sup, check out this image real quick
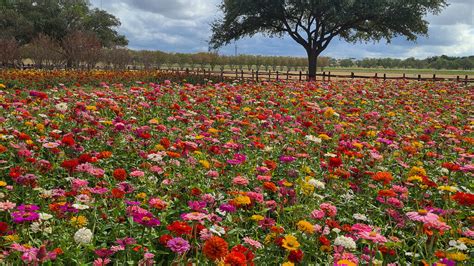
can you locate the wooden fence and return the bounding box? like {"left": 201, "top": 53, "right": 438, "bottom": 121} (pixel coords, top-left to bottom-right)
{"left": 163, "top": 68, "right": 474, "bottom": 85}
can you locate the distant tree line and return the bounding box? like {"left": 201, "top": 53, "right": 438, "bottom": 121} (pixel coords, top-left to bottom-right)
{"left": 338, "top": 56, "right": 474, "bottom": 70}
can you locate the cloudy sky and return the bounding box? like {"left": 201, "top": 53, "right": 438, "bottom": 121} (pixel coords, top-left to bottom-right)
{"left": 91, "top": 0, "right": 473, "bottom": 59}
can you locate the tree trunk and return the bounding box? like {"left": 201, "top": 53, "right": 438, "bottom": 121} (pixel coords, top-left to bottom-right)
{"left": 307, "top": 49, "right": 318, "bottom": 81}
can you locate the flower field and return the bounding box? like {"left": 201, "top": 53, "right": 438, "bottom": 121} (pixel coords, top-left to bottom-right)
{"left": 0, "top": 74, "right": 472, "bottom": 265}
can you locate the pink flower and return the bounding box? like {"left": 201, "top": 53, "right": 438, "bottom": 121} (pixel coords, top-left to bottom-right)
{"left": 359, "top": 231, "right": 387, "bottom": 244}
{"left": 406, "top": 210, "right": 439, "bottom": 223}
{"left": 0, "top": 200, "right": 17, "bottom": 211}
{"left": 310, "top": 210, "right": 325, "bottom": 220}
{"left": 93, "top": 258, "right": 111, "bottom": 266}
{"left": 130, "top": 170, "right": 145, "bottom": 177}
{"left": 227, "top": 154, "right": 246, "bottom": 165}
{"left": 232, "top": 176, "right": 249, "bottom": 186}
{"left": 243, "top": 237, "right": 262, "bottom": 249}
{"left": 320, "top": 203, "right": 337, "bottom": 217}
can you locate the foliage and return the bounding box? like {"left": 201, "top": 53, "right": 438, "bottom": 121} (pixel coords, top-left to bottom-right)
{"left": 210, "top": 0, "right": 448, "bottom": 78}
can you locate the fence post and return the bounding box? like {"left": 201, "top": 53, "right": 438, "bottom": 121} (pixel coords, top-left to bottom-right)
{"left": 286, "top": 71, "right": 289, "bottom": 80}
{"left": 276, "top": 71, "right": 279, "bottom": 80}
{"left": 220, "top": 69, "right": 224, "bottom": 82}
{"left": 351, "top": 72, "right": 354, "bottom": 79}
{"left": 433, "top": 74, "right": 436, "bottom": 81}
{"left": 418, "top": 74, "right": 421, "bottom": 81}
{"left": 328, "top": 72, "right": 331, "bottom": 81}
{"left": 256, "top": 70, "right": 259, "bottom": 82}
{"left": 383, "top": 73, "right": 386, "bottom": 80}
{"left": 186, "top": 68, "right": 189, "bottom": 75}
{"left": 268, "top": 71, "right": 271, "bottom": 80}
{"left": 403, "top": 73, "right": 406, "bottom": 79}
{"left": 465, "top": 75, "right": 468, "bottom": 86}
{"left": 241, "top": 70, "right": 244, "bottom": 81}
{"left": 375, "top": 73, "right": 378, "bottom": 79}
{"left": 299, "top": 71, "right": 302, "bottom": 81}
{"left": 322, "top": 72, "right": 325, "bottom": 81}
{"left": 252, "top": 69, "right": 254, "bottom": 80}
{"left": 457, "top": 76, "right": 460, "bottom": 82}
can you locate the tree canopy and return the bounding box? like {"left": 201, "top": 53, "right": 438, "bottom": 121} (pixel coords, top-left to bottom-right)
{"left": 210, "top": 0, "right": 448, "bottom": 79}
{"left": 0, "top": 0, "right": 127, "bottom": 47}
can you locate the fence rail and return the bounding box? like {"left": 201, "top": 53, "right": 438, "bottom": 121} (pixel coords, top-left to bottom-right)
{"left": 162, "top": 68, "right": 473, "bottom": 85}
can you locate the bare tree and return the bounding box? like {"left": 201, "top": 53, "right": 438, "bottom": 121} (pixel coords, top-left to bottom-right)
{"left": 21, "top": 34, "right": 63, "bottom": 69}
{"left": 0, "top": 38, "right": 20, "bottom": 68}
{"left": 62, "top": 31, "right": 102, "bottom": 69}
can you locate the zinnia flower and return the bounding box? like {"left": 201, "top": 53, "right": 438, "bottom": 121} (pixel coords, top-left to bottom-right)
{"left": 166, "top": 237, "right": 190, "bottom": 254}
{"left": 406, "top": 209, "right": 439, "bottom": 223}
{"left": 281, "top": 235, "right": 300, "bottom": 251}
{"left": 203, "top": 236, "right": 228, "bottom": 261}
{"left": 74, "top": 228, "right": 93, "bottom": 245}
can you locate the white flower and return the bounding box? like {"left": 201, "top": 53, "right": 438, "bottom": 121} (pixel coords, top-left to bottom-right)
{"left": 209, "top": 225, "right": 225, "bottom": 236}
{"left": 305, "top": 135, "right": 322, "bottom": 143}
{"left": 147, "top": 153, "right": 163, "bottom": 162}
{"left": 39, "top": 213, "right": 53, "bottom": 220}
{"left": 332, "top": 228, "right": 341, "bottom": 234}
{"left": 55, "top": 103, "right": 68, "bottom": 112}
{"left": 308, "top": 179, "right": 325, "bottom": 189}
{"left": 74, "top": 228, "right": 93, "bottom": 244}
{"left": 353, "top": 213, "right": 368, "bottom": 221}
{"left": 72, "top": 204, "right": 89, "bottom": 210}
{"left": 31, "top": 222, "right": 42, "bottom": 233}
{"left": 449, "top": 240, "right": 468, "bottom": 251}
{"left": 334, "top": 236, "right": 356, "bottom": 250}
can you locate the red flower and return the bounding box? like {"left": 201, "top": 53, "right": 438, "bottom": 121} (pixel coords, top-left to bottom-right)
{"left": 0, "top": 222, "right": 8, "bottom": 234}
{"left": 319, "top": 236, "right": 330, "bottom": 246}
{"left": 263, "top": 182, "right": 278, "bottom": 192}
{"left": 224, "top": 251, "right": 247, "bottom": 266}
{"left": 160, "top": 137, "right": 171, "bottom": 149}
{"left": 452, "top": 192, "right": 474, "bottom": 206}
{"left": 159, "top": 234, "right": 173, "bottom": 246}
{"left": 378, "top": 189, "right": 397, "bottom": 198}
{"left": 372, "top": 172, "right": 393, "bottom": 185}
{"left": 441, "top": 162, "right": 461, "bottom": 172}
{"left": 329, "top": 157, "right": 342, "bottom": 168}
{"left": 288, "top": 249, "right": 304, "bottom": 263}
{"left": 167, "top": 221, "right": 192, "bottom": 236}
{"left": 61, "top": 159, "right": 79, "bottom": 171}
{"left": 231, "top": 245, "right": 254, "bottom": 265}
{"left": 111, "top": 188, "right": 125, "bottom": 199}
{"left": 203, "top": 236, "right": 228, "bottom": 261}
{"left": 113, "top": 168, "right": 127, "bottom": 181}
{"left": 61, "top": 135, "right": 75, "bottom": 146}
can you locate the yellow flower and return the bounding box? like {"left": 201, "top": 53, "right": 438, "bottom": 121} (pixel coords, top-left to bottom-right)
{"left": 323, "top": 108, "right": 336, "bottom": 118}
{"left": 407, "top": 175, "right": 423, "bottom": 183}
{"left": 36, "top": 123, "right": 45, "bottom": 132}
{"left": 195, "top": 135, "right": 205, "bottom": 140}
{"left": 243, "top": 107, "right": 251, "bottom": 112}
{"left": 264, "top": 232, "right": 276, "bottom": 244}
{"left": 208, "top": 128, "right": 219, "bottom": 134}
{"left": 301, "top": 182, "right": 315, "bottom": 196}
{"left": 318, "top": 134, "right": 332, "bottom": 140}
{"left": 86, "top": 105, "right": 97, "bottom": 111}
{"left": 446, "top": 252, "right": 469, "bottom": 261}
{"left": 282, "top": 262, "right": 294, "bottom": 266}
{"left": 233, "top": 195, "right": 251, "bottom": 206}
{"left": 335, "top": 260, "right": 357, "bottom": 266}
{"left": 387, "top": 111, "right": 396, "bottom": 117}
{"left": 297, "top": 220, "right": 314, "bottom": 234}
{"left": 438, "top": 186, "right": 457, "bottom": 193}
{"left": 70, "top": 216, "right": 88, "bottom": 228}
{"left": 136, "top": 193, "right": 147, "bottom": 200}
{"left": 408, "top": 166, "right": 426, "bottom": 177}
{"left": 0, "top": 83, "right": 5, "bottom": 89}
{"left": 458, "top": 237, "right": 474, "bottom": 245}
{"left": 0, "top": 181, "right": 7, "bottom": 187}
{"left": 367, "top": 130, "right": 377, "bottom": 137}
{"left": 3, "top": 234, "right": 19, "bottom": 242}
{"left": 154, "top": 144, "right": 165, "bottom": 151}
{"left": 199, "top": 160, "right": 210, "bottom": 169}
{"left": 281, "top": 235, "right": 300, "bottom": 251}
{"left": 282, "top": 181, "right": 293, "bottom": 187}
{"left": 353, "top": 142, "right": 363, "bottom": 149}
{"left": 251, "top": 215, "right": 264, "bottom": 221}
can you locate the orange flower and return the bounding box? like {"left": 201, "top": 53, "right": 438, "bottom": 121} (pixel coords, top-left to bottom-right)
{"left": 166, "top": 151, "right": 181, "bottom": 158}
{"left": 203, "top": 236, "right": 228, "bottom": 261}
{"left": 263, "top": 182, "right": 278, "bottom": 192}
{"left": 372, "top": 171, "right": 393, "bottom": 185}
{"left": 378, "top": 189, "right": 396, "bottom": 197}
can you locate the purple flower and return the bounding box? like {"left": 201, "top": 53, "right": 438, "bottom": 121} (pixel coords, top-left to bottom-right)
{"left": 188, "top": 200, "right": 206, "bottom": 211}
{"left": 258, "top": 217, "right": 276, "bottom": 229}
{"left": 17, "top": 204, "right": 40, "bottom": 212}
{"left": 11, "top": 211, "right": 40, "bottom": 223}
{"left": 219, "top": 203, "right": 236, "bottom": 213}
{"left": 166, "top": 237, "right": 190, "bottom": 254}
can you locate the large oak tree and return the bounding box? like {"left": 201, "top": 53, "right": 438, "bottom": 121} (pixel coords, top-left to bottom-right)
{"left": 210, "top": 0, "right": 447, "bottom": 80}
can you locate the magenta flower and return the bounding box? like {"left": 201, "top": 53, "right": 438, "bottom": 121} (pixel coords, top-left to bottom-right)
{"left": 11, "top": 211, "right": 40, "bottom": 223}
{"left": 132, "top": 213, "right": 160, "bottom": 227}
{"left": 227, "top": 154, "right": 246, "bottom": 165}
{"left": 166, "top": 237, "right": 190, "bottom": 254}
{"left": 279, "top": 155, "right": 295, "bottom": 163}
